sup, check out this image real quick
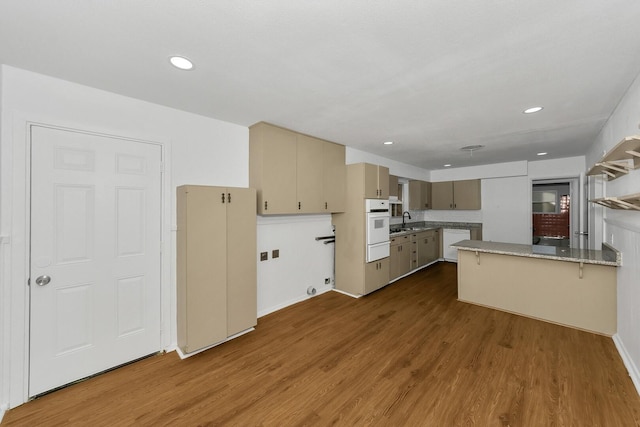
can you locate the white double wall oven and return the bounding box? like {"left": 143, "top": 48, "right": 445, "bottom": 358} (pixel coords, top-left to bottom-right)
{"left": 365, "top": 199, "right": 390, "bottom": 262}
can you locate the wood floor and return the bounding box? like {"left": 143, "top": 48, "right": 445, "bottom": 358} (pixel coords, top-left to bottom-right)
{"left": 4, "top": 262, "right": 640, "bottom": 426}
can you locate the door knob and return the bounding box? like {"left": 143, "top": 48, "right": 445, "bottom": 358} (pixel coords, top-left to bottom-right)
{"left": 35, "top": 275, "right": 51, "bottom": 286}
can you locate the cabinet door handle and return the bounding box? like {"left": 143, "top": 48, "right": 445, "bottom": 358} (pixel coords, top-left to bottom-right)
{"left": 222, "top": 193, "right": 225, "bottom": 203}
{"left": 450, "top": 203, "right": 453, "bottom": 208}
{"left": 298, "top": 202, "right": 301, "bottom": 210}
{"left": 228, "top": 193, "right": 231, "bottom": 203}
{"left": 325, "top": 202, "right": 328, "bottom": 210}
{"left": 454, "top": 203, "right": 457, "bottom": 209}
{"left": 264, "top": 201, "right": 268, "bottom": 210}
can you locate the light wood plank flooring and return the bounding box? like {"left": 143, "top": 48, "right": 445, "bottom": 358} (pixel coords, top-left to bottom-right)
{"left": 4, "top": 262, "right": 640, "bottom": 426}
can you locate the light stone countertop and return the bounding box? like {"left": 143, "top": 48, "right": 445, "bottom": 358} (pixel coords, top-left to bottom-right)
{"left": 451, "top": 240, "right": 620, "bottom": 266}
{"left": 389, "top": 221, "right": 481, "bottom": 237}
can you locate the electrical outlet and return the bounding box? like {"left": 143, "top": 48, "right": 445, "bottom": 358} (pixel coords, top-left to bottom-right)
{"left": 260, "top": 252, "right": 268, "bottom": 261}
{"left": 272, "top": 249, "right": 279, "bottom": 258}
{"left": 324, "top": 277, "right": 330, "bottom": 284}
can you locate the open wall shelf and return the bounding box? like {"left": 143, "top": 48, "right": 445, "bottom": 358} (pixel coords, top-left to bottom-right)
{"left": 587, "top": 136, "right": 640, "bottom": 181}
{"left": 590, "top": 193, "right": 640, "bottom": 211}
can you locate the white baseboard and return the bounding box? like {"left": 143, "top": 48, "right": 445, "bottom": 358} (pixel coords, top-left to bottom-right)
{"left": 176, "top": 328, "right": 255, "bottom": 359}
{"left": 613, "top": 333, "right": 640, "bottom": 396}
{"left": 258, "top": 286, "right": 333, "bottom": 318}
{"left": 331, "top": 288, "right": 362, "bottom": 299}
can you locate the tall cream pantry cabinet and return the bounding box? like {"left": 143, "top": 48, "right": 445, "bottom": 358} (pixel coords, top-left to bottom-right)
{"left": 177, "top": 185, "right": 257, "bottom": 356}
{"left": 332, "top": 163, "right": 390, "bottom": 297}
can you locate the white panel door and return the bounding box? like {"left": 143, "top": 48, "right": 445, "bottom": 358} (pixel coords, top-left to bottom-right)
{"left": 29, "top": 126, "right": 162, "bottom": 396}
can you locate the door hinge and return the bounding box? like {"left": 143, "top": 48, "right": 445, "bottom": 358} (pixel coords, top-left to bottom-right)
{"left": 160, "top": 162, "right": 165, "bottom": 173}
{"left": 27, "top": 277, "right": 31, "bottom": 287}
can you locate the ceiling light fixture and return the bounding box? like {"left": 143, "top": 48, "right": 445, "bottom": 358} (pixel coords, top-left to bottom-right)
{"left": 169, "top": 56, "right": 194, "bottom": 70}
{"left": 523, "top": 106, "right": 543, "bottom": 114}
{"left": 444, "top": 164, "right": 451, "bottom": 167}
{"left": 537, "top": 152, "right": 548, "bottom": 156}
{"left": 459, "top": 145, "right": 484, "bottom": 157}
{"left": 383, "top": 141, "right": 394, "bottom": 145}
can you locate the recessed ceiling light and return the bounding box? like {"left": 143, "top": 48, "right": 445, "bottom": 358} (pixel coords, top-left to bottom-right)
{"left": 537, "top": 152, "right": 548, "bottom": 156}
{"left": 383, "top": 141, "right": 394, "bottom": 145}
{"left": 523, "top": 106, "right": 543, "bottom": 114}
{"left": 169, "top": 56, "right": 194, "bottom": 70}
{"left": 444, "top": 164, "right": 451, "bottom": 167}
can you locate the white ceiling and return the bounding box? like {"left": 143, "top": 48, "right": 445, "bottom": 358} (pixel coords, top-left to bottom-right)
{"left": 2, "top": 1, "right": 640, "bottom": 170}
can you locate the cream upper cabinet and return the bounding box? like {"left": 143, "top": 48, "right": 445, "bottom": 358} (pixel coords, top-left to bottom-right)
{"left": 432, "top": 179, "right": 481, "bottom": 210}
{"left": 409, "top": 180, "right": 432, "bottom": 210}
{"left": 250, "top": 123, "right": 297, "bottom": 214}
{"left": 378, "top": 166, "right": 390, "bottom": 199}
{"left": 389, "top": 175, "right": 399, "bottom": 198}
{"left": 323, "top": 140, "right": 346, "bottom": 212}
{"left": 250, "top": 122, "right": 346, "bottom": 214}
{"left": 363, "top": 163, "right": 389, "bottom": 199}
{"left": 431, "top": 181, "right": 454, "bottom": 210}
{"left": 421, "top": 181, "right": 432, "bottom": 209}
{"left": 296, "top": 134, "right": 324, "bottom": 213}
{"left": 453, "top": 179, "right": 482, "bottom": 210}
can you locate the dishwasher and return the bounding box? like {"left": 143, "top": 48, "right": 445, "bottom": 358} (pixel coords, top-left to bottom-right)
{"left": 443, "top": 229, "right": 471, "bottom": 262}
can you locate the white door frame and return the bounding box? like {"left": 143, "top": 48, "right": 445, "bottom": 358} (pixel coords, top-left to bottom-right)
{"left": 1, "top": 115, "right": 173, "bottom": 408}
{"left": 531, "top": 176, "right": 584, "bottom": 248}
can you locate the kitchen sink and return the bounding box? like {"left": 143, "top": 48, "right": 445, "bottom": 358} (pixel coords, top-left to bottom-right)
{"left": 389, "top": 225, "right": 439, "bottom": 236}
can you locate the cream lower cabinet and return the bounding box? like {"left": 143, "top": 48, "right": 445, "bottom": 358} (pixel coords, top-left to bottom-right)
{"left": 390, "top": 235, "right": 411, "bottom": 280}
{"left": 364, "top": 258, "right": 390, "bottom": 294}
{"left": 417, "top": 230, "right": 439, "bottom": 266}
{"left": 177, "top": 185, "right": 257, "bottom": 355}
{"left": 392, "top": 229, "right": 441, "bottom": 281}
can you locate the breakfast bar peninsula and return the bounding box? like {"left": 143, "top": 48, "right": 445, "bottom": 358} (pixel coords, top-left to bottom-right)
{"left": 452, "top": 240, "right": 620, "bottom": 335}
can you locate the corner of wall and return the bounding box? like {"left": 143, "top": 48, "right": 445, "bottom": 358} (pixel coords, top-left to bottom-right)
{"left": 613, "top": 334, "right": 640, "bottom": 397}
{"left": 0, "top": 403, "right": 7, "bottom": 424}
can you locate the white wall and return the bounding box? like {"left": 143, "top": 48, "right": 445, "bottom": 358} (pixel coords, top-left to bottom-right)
{"left": 481, "top": 176, "right": 530, "bottom": 244}
{"left": 586, "top": 70, "right": 640, "bottom": 394}
{"left": 257, "top": 215, "right": 335, "bottom": 317}
{"left": 421, "top": 157, "right": 586, "bottom": 245}
{"left": 431, "top": 160, "right": 528, "bottom": 181}
{"left": 346, "top": 147, "right": 430, "bottom": 180}
{"left": 0, "top": 65, "right": 248, "bottom": 409}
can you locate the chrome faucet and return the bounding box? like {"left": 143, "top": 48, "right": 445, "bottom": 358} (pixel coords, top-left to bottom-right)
{"left": 402, "top": 211, "right": 411, "bottom": 228}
